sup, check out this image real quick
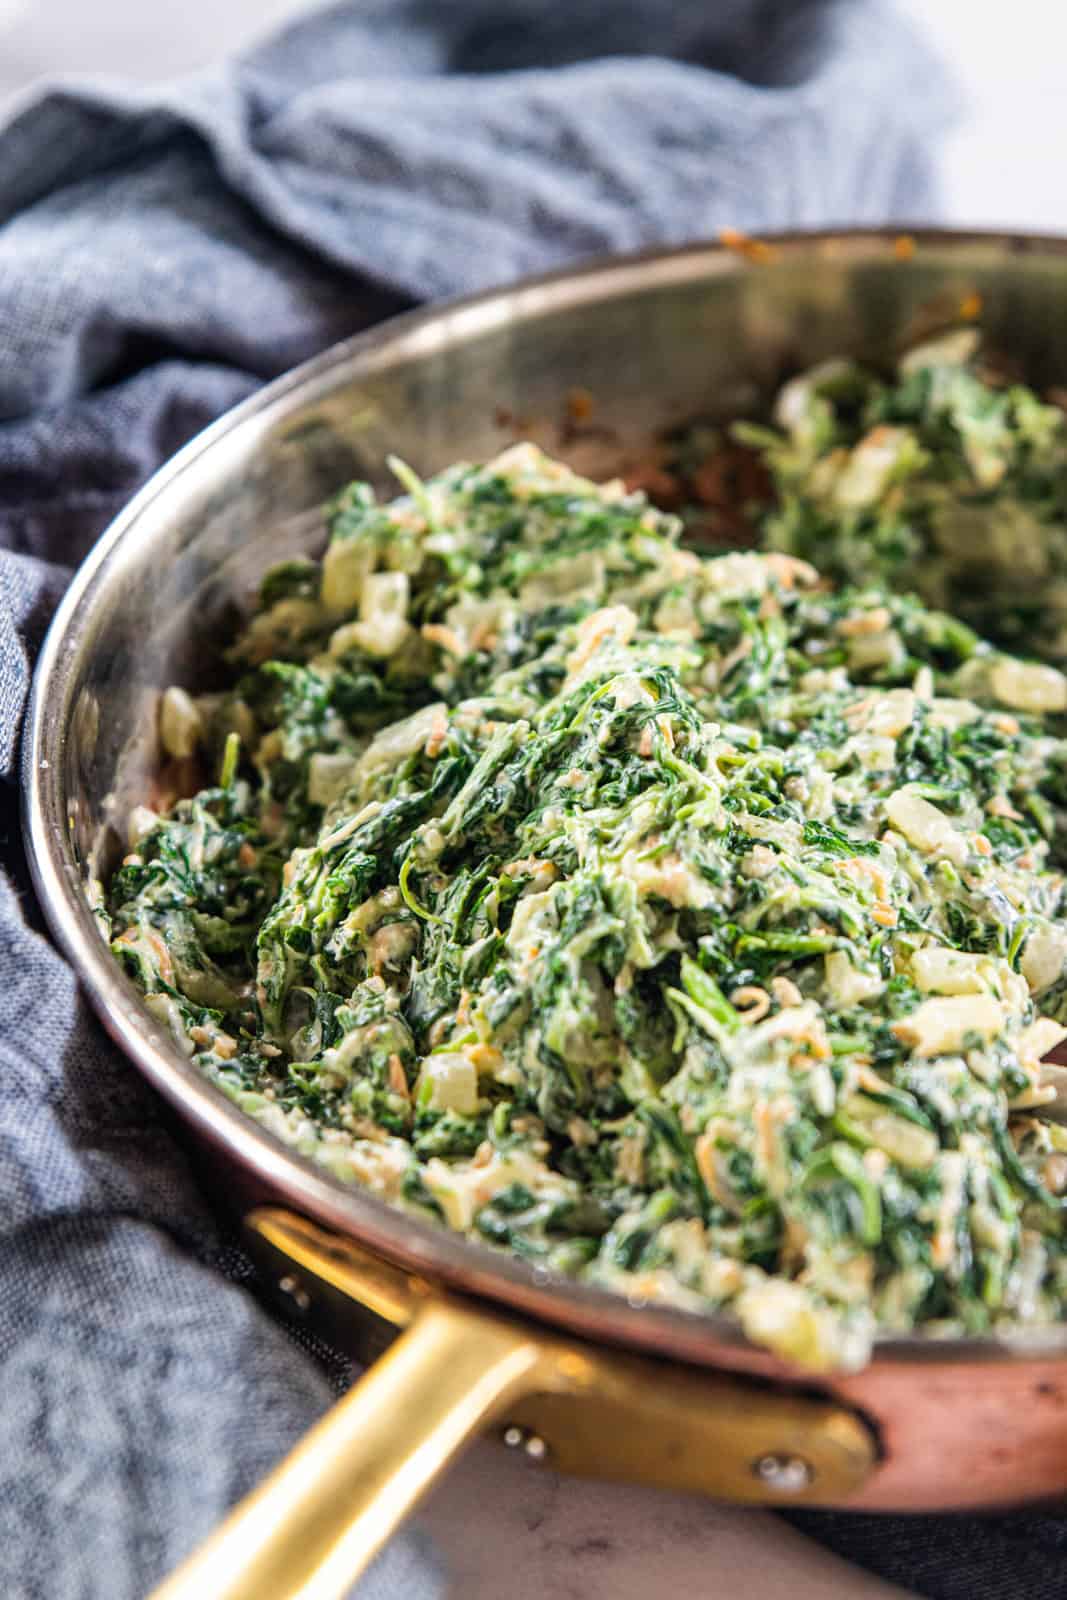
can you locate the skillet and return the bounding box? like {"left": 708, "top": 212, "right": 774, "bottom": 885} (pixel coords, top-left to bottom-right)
{"left": 24, "top": 230, "right": 1067, "bottom": 1600}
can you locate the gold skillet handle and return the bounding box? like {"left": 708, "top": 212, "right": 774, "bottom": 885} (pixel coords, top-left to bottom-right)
{"left": 150, "top": 1294, "right": 549, "bottom": 1600}
{"left": 151, "top": 1208, "right": 877, "bottom": 1600}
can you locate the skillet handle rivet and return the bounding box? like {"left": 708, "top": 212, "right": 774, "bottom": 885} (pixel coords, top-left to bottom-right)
{"left": 752, "top": 1453, "right": 813, "bottom": 1493}
{"left": 277, "top": 1273, "right": 311, "bottom": 1314}
{"left": 502, "top": 1425, "right": 550, "bottom": 1463}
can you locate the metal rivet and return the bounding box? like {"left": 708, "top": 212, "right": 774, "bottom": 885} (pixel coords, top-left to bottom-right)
{"left": 277, "top": 1273, "right": 311, "bottom": 1314}
{"left": 752, "top": 1453, "right": 814, "bottom": 1493}
{"left": 502, "top": 1425, "right": 549, "bottom": 1462}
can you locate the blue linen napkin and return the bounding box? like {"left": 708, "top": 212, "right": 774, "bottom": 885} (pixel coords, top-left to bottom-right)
{"left": 0, "top": 3, "right": 985, "bottom": 1596}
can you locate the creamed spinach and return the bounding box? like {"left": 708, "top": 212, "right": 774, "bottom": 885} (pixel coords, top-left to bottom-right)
{"left": 107, "top": 334, "right": 1067, "bottom": 1370}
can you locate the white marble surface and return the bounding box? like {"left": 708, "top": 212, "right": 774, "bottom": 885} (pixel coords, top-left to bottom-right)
{"left": 0, "top": 3, "right": 1056, "bottom": 1595}
{"left": 895, "top": 0, "right": 1067, "bottom": 233}
{"left": 421, "top": 1437, "right": 914, "bottom": 1600}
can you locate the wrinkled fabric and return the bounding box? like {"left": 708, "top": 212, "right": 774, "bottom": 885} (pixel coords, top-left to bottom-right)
{"left": 0, "top": 3, "right": 989, "bottom": 1597}
{"left": 0, "top": 0, "right": 948, "bottom": 562}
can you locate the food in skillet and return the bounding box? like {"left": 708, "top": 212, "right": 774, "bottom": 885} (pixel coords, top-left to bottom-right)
{"left": 107, "top": 332, "right": 1067, "bottom": 1372}
{"left": 738, "top": 325, "right": 1067, "bottom": 658}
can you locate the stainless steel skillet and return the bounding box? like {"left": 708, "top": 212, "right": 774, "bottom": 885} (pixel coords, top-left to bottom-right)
{"left": 23, "top": 230, "right": 1067, "bottom": 1600}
